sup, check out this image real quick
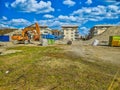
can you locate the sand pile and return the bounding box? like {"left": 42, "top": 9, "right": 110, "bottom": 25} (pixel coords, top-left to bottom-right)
{"left": 88, "top": 26, "right": 120, "bottom": 45}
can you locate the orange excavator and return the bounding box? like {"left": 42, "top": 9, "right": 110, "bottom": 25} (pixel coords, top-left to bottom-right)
{"left": 11, "top": 23, "right": 40, "bottom": 44}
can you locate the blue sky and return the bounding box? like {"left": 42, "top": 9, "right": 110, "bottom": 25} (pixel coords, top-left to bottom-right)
{"left": 0, "top": 0, "right": 120, "bottom": 35}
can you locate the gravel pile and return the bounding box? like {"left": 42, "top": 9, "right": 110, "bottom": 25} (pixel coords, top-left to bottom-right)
{"left": 88, "top": 26, "right": 120, "bottom": 45}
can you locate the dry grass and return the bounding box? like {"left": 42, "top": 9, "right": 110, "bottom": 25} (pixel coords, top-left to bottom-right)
{"left": 0, "top": 46, "right": 120, "bottom": 90}
{"left": 0, "top": 29, "right": 16, "bottom": 35}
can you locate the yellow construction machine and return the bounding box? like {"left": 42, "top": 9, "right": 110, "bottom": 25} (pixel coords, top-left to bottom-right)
{"left": 11, "top": 23, "right": 40, "bottom": 44}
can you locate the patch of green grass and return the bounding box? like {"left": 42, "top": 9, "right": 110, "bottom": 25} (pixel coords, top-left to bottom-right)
{"left": 0, "top": 46, "right": 120, "bottom": 90}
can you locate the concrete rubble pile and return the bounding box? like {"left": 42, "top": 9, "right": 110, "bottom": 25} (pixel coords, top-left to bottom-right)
{"left": 89, "top": 26, "right": 120, "bottom": 45}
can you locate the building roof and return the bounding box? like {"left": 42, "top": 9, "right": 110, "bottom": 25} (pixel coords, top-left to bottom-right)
{"left": 51, "top": 30, "right": 61, "bottom": 32}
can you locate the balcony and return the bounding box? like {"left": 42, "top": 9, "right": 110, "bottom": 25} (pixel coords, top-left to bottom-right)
{"left": 75, "top": 34, "right": 79, "bottom": 36}
{"left": 75, "top": 31, "right": 79, "bottom": 34}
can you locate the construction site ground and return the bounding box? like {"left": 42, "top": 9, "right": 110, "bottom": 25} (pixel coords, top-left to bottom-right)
{"left": 0, "top": 41, "right": 120, "bottom": 90}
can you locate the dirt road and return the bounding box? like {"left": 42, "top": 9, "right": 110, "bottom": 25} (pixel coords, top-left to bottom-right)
{"left": 66, "top": 41, "right": 120, "bottom": 65}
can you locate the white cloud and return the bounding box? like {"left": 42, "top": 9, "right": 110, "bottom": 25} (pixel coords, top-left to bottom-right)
{"left": 2, "top": 16, "right": 8, "bottom": 20}
{"left": 63, "top": 0, "right": 76, "bottom": 7}
{"left": 8, "top": 18, "right": 31, "bottom": 26}
{"left": 38, "top": 20, "right": 52, "bottom": 26}
{"left": 57, "top": 14, "right": 87, "bottom": 27}
{"left": 102, "top": 0, "right": 120, "bottom": 5}
{"left": 0, "top": 23, "right": 16, "bottom": 29}
{"left": 10, "top": 0, "right": 54, "bottom": 13}
{"left": 80, "top": 27, "right": 90, "bottom": 35}
{"left": 57, "top": 9, "right": 61, "bottom": 11}
{"left": 72, "top": 5, "right": 106, "bottom": 15}
{"left": 85, "top": 0, "right": 92, "bottom": 5}
{"left": 58, "top": 15, "right": 68, "bottom": 20}
{"left": 72, "top": 5, "right": 120, "bottom": 21}
{"left": 38, "top": 19, "right": 62, "bottom": 29}
{"left": 108, "top": 5, "right": 119, "bottom": 11}
{"left": 58, "top": 15, "right": 77, "bottom": 21}
{"left": 0, "top": 18, "right": 32, "bottom": 28}
{"left": 0, "top": 24, "right": 9, "bottom": 29}
{"left": 43, "top": 14, "right": 54, "bottom": 18}
{"left": 5, "top": 2, "right": 9, "bottom": 8}
{"left": 104, "top": 0, "right": 116, "bottom": 2}
{"left": 49, "top": 21, "right": 62, "bottom": 27}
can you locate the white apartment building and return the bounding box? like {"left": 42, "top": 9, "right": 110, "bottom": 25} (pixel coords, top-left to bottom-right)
{"left": 62, "top": 26, "right": 79, "bottom": 41}
{"left": 31, "top": 24, "right": 52, "bottom": 35}
{"left": 39, "top": 26, "right": 52, "bottom": 35}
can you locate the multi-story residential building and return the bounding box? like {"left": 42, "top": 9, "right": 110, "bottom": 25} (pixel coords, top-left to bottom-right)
{"left": 51, "top": 29, "right": 63, "bottom": 40}
{"left": 40, "top": 26, "right": 52, "bottom": 35}
{"left": 62, "top": 25, "right": 79, "bottom": 41}
{"left": 31, "top": 24, "right": 52, "bottom": 35}
{"left": 51, "top": 30, "right": 62, "bottom": 36}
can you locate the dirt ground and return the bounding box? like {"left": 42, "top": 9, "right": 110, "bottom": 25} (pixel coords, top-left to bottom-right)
{"left": 1, "top": 41, "right": 120, "bottom": 65}
{"left": 63, "top": 40, "right": 120, "bottom": 65}
{"left": 0, "top": 42, "right": 39, "bottom": 55}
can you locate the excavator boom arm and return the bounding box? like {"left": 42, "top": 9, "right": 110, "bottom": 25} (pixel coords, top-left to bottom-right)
{"left": 22, "top": 23, "right": 40, "bottom": 39}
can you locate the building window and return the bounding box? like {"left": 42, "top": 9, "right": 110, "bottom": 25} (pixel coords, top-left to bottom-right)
{"left": 71, "top": 38, "right": 74, "bottom": 40}
{"left": 44, "top": 31, "right": 48, "bottom": 33}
